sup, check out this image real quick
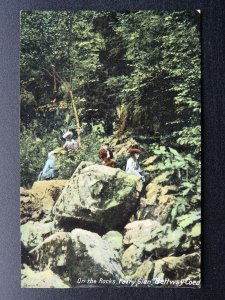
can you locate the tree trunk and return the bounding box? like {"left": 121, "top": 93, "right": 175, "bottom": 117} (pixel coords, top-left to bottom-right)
{"left": 69, "top": 89, "right": 81, "bottom": 147}
{"left": 52, "top": 65, "right": 57, "bottom": 94}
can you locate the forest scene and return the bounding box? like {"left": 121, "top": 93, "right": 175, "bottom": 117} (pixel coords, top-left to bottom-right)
{"left": 20, "top": 10, "right": 201, "bottom": 288}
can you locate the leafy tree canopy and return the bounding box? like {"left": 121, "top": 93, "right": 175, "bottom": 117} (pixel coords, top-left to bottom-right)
{"left": 20, "top": 10, "right": 201, "bottom": 192}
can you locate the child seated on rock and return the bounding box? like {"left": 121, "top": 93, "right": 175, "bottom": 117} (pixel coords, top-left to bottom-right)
{"left": 38, "top": 150, "right": 57, "bottom": 181}
{"left": 98, "top": 142, "right": 115, "bottom": 168}
{"left": 125, "top": 147, "right": 148, "bottom": 182}
{"left": 38, "top": 147, "right": 64, "bottom": 180}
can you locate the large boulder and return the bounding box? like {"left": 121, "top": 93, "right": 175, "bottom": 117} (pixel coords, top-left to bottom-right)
{"left": 20, "top": 180, "right": 67, "bottom": 224}
{"left": 123, "top": 219, "right": 185, "bottom": 253}
{"left": 68, "top": 229, "right": 123, "bottom": 285}
{"left": 123, "top": 219, "right": 160, "bottom": 245}
{"left": 52, "top": 162, "right": 143, "bottom": 232}
{"left": 30, "top": 229, "right": 123, "bottom": 286}
{"left": 30, "top": 232, "right": 72, "bottom": 277}
{"left": 31, "top": 180, "right": 67, "bottom": 210}
{"left": 128, "top": 259, "right": 154, "bottom": 281}
{"left": 20, "top": 187, "right": 44, "bottom": 225}
{"left": 21, "top": 265, "right": 70, "bottom": 288}
{"left": 143, "top": 225, "right": 185, "bottom": 257}
{"left": 121, "top": 220, "right": 187, "bottom": 276}
{"left": 21, "top": 220, "right": 54, "bottom": 251}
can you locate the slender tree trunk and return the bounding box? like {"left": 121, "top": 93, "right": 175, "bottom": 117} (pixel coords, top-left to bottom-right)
{"left": 43, "top": 68, "right": 81, "bottom": 146}
{"left": 69, "top": 89, "right": 81, "bottom": 147}
{"left": 51, "top": 65, "right": 57, "bottom": 94}
{"left": 120, "top": 110, "right": 128, "bottom": 135}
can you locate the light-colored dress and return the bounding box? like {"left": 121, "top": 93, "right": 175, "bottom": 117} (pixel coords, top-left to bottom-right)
{"left": 63, "top": 139, "right": 79, "bottom": 154}
{"left": 125, "top": 157, "right": 143, "bottom": 178}
{"left": 38, "top": 157, "right": 56, "bottom": 180}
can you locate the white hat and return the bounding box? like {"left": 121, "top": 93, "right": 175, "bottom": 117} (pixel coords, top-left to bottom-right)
{"left": 63, "top": 131, "right": 73, "bottom": 139}
{"left": 48, "top": 151, "right": 55, "bottom": 159}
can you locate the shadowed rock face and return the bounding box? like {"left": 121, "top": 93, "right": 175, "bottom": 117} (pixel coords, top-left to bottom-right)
{"left": 20, "top": 180, "right": 68, "bottom": 224}
{"left": 152, "top": 252, "right": 201, "bottom": 286}
{"left": 52, "top": 163, "right": 143, "bottom": 232}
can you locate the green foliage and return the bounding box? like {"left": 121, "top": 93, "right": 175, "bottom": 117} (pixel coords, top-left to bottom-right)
{"left": 170, "top": 197, "right": 190, "bottom": 223}
{"left": 20, "top": 118, "right": 105, "bottom": 187}
{"left": 20, "top": 11, "right": 201, "bottom": 137}
{"left": 56, "top": 132, "right": 103, "bottom": 179}
{"left": 115, "top": 156, "right": 127, "bottom": 171}
{"left": 20, "top": 121, "right": 61, "bottom": 187}
{"left": 20, "top": 10, "right": 201, "bottom": 203}
{"left": 175, "top": 125, "right": 201, "bottom": 155}
{"left": 91, "top": 122, "right": 105, "bottom": 136}
{"left": 149, "top": 143, "right": 201, "bottom": 211}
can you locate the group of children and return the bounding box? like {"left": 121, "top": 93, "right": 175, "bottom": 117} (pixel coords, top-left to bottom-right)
{"left": 38, "top": 134, "right": 147, "bottom": 182}
{"left": 98, "top": 142, "right": 148, "bottom": 182}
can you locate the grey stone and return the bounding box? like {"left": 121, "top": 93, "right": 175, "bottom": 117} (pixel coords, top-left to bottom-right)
{"left": 21, "top": 221, "right": 54, "bottom": 251}
{"left": 102, "top": 230, "right": 123, "bottom": 253}
{"left": 52, "top": 163, "right": 143, "bottom": 231}
{"left": 21, "top": 265, "right": 70, "bottom": 288}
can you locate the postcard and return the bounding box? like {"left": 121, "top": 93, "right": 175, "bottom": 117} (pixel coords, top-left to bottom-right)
{"left": 20, "top": 10, "right": 201, "bottom": 288}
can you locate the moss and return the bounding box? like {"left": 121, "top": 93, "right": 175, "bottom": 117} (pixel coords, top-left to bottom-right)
{"left": 188, "top": 222, "right": 201, "bottom": 238}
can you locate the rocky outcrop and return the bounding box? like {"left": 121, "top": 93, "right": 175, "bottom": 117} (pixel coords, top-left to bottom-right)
{"left": 30, "top": 231, "right": 72, "bottom": 280}
{"left": 30, "top": 229, "right": 123, "bottom": 286}
{"left": 121, "top": 219, "right": 186, "bottom": 276}
{"left": 128, "top": 259, "right": 154, "bottom": 281}
{"left": 20, "top": 187, "right": 44, "bottom": 225}
{"left": 121, "top": 221, "right": 200, "bottom": 285}
{"left": 122, "top": 244, "right": 144, "bottom": 275}
{"left": 121, "top": 252, "right": 200, "bottom": 287}
{"left": 123, "top": 220, "right": 159, "bottom": 245}
{"left": 112, "top": 138, "right": 138, "bottom": 159}
{"left": 52, "top": 163, "right": 143, "bottom": 232}
{"left": 137, "top": 182, "right": 177, "bottom": 224}
{"left": 20, "top": 154, "right": 201, "bottom": 288}
{"left": 20, "top": 180, "right": 67, "bottom": 224}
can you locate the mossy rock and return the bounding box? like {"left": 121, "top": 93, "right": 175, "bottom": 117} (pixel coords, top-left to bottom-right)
{"left": 52, "top": 162, "right": 143, "bottom": 232}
